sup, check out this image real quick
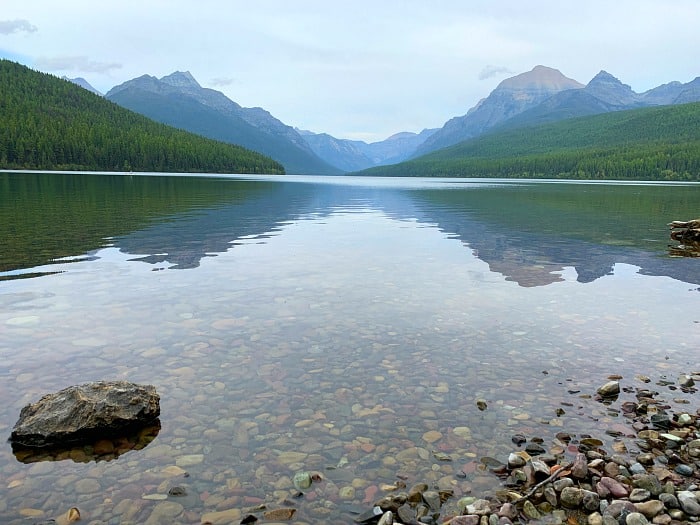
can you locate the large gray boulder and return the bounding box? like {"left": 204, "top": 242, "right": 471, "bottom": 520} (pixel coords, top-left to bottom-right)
{"left": 10, "top": 381, "right": 160, "bottom": 447}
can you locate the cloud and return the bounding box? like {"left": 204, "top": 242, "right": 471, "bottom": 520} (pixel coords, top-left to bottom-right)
{"left": 0, "top": 19, "right": 38, "bottom": 35}
{"left": 34, "top": 55, "right": 122, "bottom": 73}
{"left": 478, "top": 65, "right": 515, "bottom": 80}
{"left": 210, "top": 76, "right": 238, "bottom": 87}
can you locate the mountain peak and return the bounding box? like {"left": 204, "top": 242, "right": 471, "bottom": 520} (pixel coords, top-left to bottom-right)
{"left": 586, "top": 70, "right": 637, "bottom": 106}
{"left": 589, "top": 70, "right": 623, "bottom": 85}
{"left": 160, "top": 71, "right": 201, "bottom": 89}
{"left": 63, "top": 76, "right": 102, "bottom": 96}
{"left": 498, "top": 65, "right": 583, "bottom": 91}
{"left": 415, "top": 66, "right": 584, "bottom": 154}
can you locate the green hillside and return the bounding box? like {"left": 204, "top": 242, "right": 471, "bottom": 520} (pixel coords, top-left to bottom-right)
{"left": 0, "top": 60, "right": 284, "bottom": 174}
{"left": 360, "top": 103, "right": 700, "bottom": 180}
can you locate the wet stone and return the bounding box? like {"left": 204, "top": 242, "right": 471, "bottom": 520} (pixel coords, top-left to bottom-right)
{"left": 175, "top": 454, "right": 203, "bottom": 467}
{"left": 678, "top": 413, "right": 693, "bottom": 426}
{"left": 422, "top": 430, "right": 442, "bottom": 443}
{"left": 524, "top": 442, "right": 545, "bottom": 455}
{"left": 293, "top": 471, "right": 312, "bottom": 490}
{"left": 597, "top": 381, "right": 620, "bottom": 398}
{"left": 582, "top": 489, "right": 600, "bottom": 512}
{"left": 498, "top": 503, "right": 518, "bottom": 520}
{"left": 588, "top": 511, "right": 604, "bottom": 525}
{"left": 522, "top": 500, "right": 541, "bottom": 520}
{"left": 508, "top": 452, "right": 526, "bottom": 469}
{"left": 355, "top": 506, "right": 384, "bottom": 523}
{"left": 677, "top": 491, "right": 700, "bottom": 516}
{"left": 629, "top": 462, "right": 646, "bottom": 475}
{"left": 633, "top": 475, "right": 663, "bottom": 497}
{"left": 144, "top": 501, "right": 184, "bottom": 525}
{"left": 625, "top": 512, "right": 649, "bottom": 525}
{"left": 397, "top": 503, "right": 415, "bottom": 523}
{"left": 511, "top": 434, "right": 527, "bottom": 446}
{"left": 604, "top": 500, "right": 637, "bottom": 520}
{"left": 167, "top": 486, "right": 187, "bottom": 496}
{"left": 377, "top": 510, "right": 393, "bottom": 525}
{"left": 450, "top": 516, "right": 480, "bottom": 525}
{"left": 678, "top": 374, "right": 695, "bottom": 388}
{"left": 674, "top": 464, "right": 694, "bottom": 477}
{"left": 668, "top": 509, "right": 686, "bottom": 520}
{"left": 544, "top": 486, "right": 558, "bottom": 507}
{"left": 262, "top": 507, "right": 296, "bottom": 521}
{"left": 629, "top": 488, "right": 651, "bottom": 502}
{"left": 560, "top": 487, "right": 583, "bottom": 509}
{"left": 658, "top": 493, "right": 679, "bottom": 509}
{"left": 553, "top": 477, "right": 574, "bottom": 492}
{"left": 598, "top": 476, "right": 629, "bottom": 498}
{"left": 339, "top": 486, "right": 355, "bottom": 499}
{"left": 633, "top": 500, "right": 665, "bottom": 519}
{"left": 201, "top": 508, "right": 242, "bottom": 523}
{"left": 422, "top": 490, "right": 441, "bottom": 511}
{"left": 571, "top": 452, "right": 588, "bottom": 478}
{"left": 75, "top": 478, "right": 101, "bottom": 494}
{"left": 465, "top": 499, "right": 491, "bottom": 516}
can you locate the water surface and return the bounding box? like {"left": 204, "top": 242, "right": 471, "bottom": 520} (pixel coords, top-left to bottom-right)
{"left": 0, "top": 172, "right": 698, "bottom": 524}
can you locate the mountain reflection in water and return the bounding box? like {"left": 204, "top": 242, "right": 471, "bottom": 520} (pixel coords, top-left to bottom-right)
{"left": 1, "top": 173, "right": 698, "bottom": 288}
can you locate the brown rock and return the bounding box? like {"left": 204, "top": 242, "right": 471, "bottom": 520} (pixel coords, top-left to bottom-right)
{"left": 262, "top": 508, "right": 296, "bottom": 521}
{"left": 55, "top": 507, "right": 81, "bottom": 525}
{"left": 634, "top": 500, "right": 665, "bottom": 518}
{"left": 571, "top": 453, "right": 588, "bottom": 478}
{"left": 10, "top": 381, "right": 160, "bottom": 447}
{"left": 449, "top": 515, "right": 480, "bottom": 525}
{"left": 598, "top": 476, "right": 629, "bottom": 498}
{"left": 94, "top": 439, "right": 115, "bottom": 455}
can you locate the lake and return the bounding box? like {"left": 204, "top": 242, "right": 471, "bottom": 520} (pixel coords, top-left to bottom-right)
{"left": 0, "top": 172, "right": 698, "bottom": 524}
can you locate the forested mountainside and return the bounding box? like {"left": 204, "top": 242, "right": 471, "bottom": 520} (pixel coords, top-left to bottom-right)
{"left": 0, "top": 60, "right": 284, "bottom": 174}
{"left": 105, "top": 72, "right": 339, "bottom": 175}
{"left": 359, "top": 102, "right": 700, "bottom": 180}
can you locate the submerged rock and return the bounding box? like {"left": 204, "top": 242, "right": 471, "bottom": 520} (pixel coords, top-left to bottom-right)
{"left": 293, "top": 471, "right": 312, "bottom": 490}
{"left": 10, "top": 381, "right": 160, "bottom": 447}
{"left": 597, "top": 380, "right": 620, "bottom": 398}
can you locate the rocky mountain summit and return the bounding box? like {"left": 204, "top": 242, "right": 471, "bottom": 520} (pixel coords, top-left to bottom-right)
{"left": 414, "top": 66, "right": 700, "bottom": 158}
{"left": 63, "top": 76, "right": 102, "bottom": 96}
{"left": 107, "top": 71, "right": 438, "bottom": 173}
{"left": 584, "top": 71, "right": 641, "bottom": 107}
{"left": 106, "top": 72, "right": 339, "bottom": 174}
{"left": 415, "top": 66, "right": 584, "bottom": 155}
{"left": 299, "top": 128, "right": 438, "bottom": 172}
{"left": 88, "top": 64, "right": 700, "bottom": 173}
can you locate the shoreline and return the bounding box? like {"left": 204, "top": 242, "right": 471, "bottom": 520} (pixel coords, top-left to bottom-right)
{"left": 348, "top": 373, "right": 700, "bottom": 525}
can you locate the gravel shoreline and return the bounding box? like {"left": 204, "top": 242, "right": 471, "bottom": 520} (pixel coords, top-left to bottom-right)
{"left": 351, "top": 373, "right": 700, "bottom": 525}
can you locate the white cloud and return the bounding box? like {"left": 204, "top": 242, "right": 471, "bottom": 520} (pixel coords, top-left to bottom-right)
{"left": 479, "top": 65, "right": 515, "bottom": 81}
{"left": 0, "top": 19, "right": 37, "bottom": 35}
{"left": 34, "top": 55, "right": 122, "bottom": 74}
{"left": 1, "top": 0, "right": 699, "bottom": 141}
{"left": 210, "top": 77, "right": 238, "bottom": 87}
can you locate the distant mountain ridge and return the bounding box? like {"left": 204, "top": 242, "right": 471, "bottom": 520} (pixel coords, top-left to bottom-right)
{"left": 106, "top": 70, "right": 438, "bottom": 173}
{"left": 72, "top": 64, "right": 700, "bottom": 174}
{"left": 64, "top": 76, "right": 102, "bottom": 96}
{"left": 359, "top": 101, "right": 700, "bottom": 181}
{"left": 297, "top": 128, "right": 438, "bottom": 172}
{"left": 415, "top": 66, "right": 700, "bottom": 156}
{"left": 106, "top": 72, "right": 340, "bottom": 175}
{"left": 415, "top": 66, "right": 584, "bottom": 155}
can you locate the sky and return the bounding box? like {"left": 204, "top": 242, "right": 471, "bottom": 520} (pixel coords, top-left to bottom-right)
{"left": 1, "top": 1, "right": 699, "bottom": 143}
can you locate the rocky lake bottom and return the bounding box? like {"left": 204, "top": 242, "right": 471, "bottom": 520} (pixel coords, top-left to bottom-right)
{"left": 0, "top": 174, "right": 699, "bottom": 524}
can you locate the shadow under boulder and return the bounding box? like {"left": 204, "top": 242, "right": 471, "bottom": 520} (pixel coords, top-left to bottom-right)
{"left": 9, "top": 380, "right": 160, "bottom": 449}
